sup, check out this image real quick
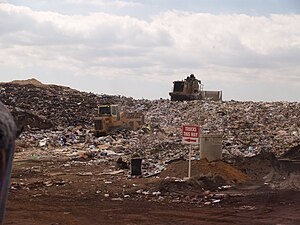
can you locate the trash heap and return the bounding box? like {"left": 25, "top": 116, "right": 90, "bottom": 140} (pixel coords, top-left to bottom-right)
{"left": 3, "top": 79, "right": 300, "bottom": 208}
{"left": 1, "top": 79, "right": 300, "bottom": 175}
{"left": 0, "top": 79, "right": 134, "bottom": 130}
{"left": 144, "top": 100, "right": 300, "bottom": 157}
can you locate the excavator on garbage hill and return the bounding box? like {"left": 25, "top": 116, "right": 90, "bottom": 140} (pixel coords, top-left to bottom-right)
{"left": 93, "top": 104, "right": 144, "bottom": 137}
{"left": 169, "top": 74, "right": 222, "bottom": 101}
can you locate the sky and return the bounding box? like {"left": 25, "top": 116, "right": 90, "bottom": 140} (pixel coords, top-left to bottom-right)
{"left": 0, "top": 0, "right": 300, "bottom": 101}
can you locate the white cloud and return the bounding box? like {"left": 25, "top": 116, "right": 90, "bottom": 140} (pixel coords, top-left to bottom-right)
{"left": 0, "top": 3, "right": 300, "bottom": 99}
{"left": 64, "top": 0, "right": 142, "bottom": 8}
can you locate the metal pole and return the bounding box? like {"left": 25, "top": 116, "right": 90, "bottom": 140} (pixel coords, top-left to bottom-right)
{"left": 188, "top": 144, "right": 192, "bottom": 178}
{"left": 198, "top": 110, "right": 201, "bottom": 159}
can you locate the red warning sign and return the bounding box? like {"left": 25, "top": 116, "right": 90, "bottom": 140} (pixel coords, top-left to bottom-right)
{"left": 182, "top": 125, "right": 199, "bottom": 144}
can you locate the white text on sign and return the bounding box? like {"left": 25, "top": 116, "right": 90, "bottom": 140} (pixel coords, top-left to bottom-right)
{"left": 185, "top": 127, "right": 197, "bottom": 132}
{"left": 183, "top": 132, "right": 199, "bottom": 137}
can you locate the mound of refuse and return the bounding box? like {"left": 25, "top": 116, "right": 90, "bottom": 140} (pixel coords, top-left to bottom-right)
{"left": 2, "top": 78, "right": 300, "bottom": 160}
{"left": 0, "top": 78, "right": 138, "bottom": 130}
{"left": 159, "top": 159, "right": 248, "bottom": 184}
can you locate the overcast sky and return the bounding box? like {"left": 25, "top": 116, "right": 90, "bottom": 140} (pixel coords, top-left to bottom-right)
{"left": 0, "top": 0, "right": 300, "bottom": 101}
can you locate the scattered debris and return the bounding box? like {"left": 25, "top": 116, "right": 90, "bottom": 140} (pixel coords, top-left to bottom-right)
{"left": 2, "top": 79, "right": 300, "bottom": 209}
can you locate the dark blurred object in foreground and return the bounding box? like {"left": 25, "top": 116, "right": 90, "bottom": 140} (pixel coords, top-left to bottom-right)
{"left": 0, "top": 101, "right": 20, "bottom": 224}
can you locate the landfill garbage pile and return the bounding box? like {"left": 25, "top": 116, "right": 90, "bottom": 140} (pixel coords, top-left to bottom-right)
{"left": 1, "top": 79, "right": 300, "bottom": 175}
{"left": 0, "top": 79, "right": 143, "bottom": 130}
{"left": 144, "top": 100, "right": 300, "bottom": 157}
{"left": 3, "top": 79, "right": 300, "bottom": 213}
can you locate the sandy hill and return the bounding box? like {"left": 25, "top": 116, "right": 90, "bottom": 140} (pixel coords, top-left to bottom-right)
{"left": 3, "top": 78, "right": 73, "bottom": 91}
{"left": 9, "top": 78, "right": 47, "bottom": 87}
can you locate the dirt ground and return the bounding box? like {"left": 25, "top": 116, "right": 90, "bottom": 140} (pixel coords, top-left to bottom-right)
{"left": 3, "top": 157, "right": 300, "bottom": 225}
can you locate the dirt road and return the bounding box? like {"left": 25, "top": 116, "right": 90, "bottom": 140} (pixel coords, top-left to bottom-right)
{"left": 3, "top": 158, "right": 300, "bottom": 225}
{"left": 5, "top": 189, "right": 300, "bottom": 225}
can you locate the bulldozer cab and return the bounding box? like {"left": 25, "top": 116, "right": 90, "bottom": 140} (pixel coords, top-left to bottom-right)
{"left": 173, "top": 81, "right": 185, "bottom": 92}
{"left": 94, "top": 104, "right": 144, "bottom": 137}
{"left": 98, "top": 105, "right": 120, "bottom": 120}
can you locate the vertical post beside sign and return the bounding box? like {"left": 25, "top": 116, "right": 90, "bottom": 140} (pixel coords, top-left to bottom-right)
{"left": 188, "top": 145, "right": 192, "bottom": 178}
{"left": 182, "top": 125, "right": 199, "bottom": 179}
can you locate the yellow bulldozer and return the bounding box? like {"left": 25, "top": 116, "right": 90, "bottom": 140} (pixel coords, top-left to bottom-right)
{"left": 169, "top": 74, "right": 222, "bottom": 101}
{"left": 93, "top": 104, "right": 144, "bottom": 136}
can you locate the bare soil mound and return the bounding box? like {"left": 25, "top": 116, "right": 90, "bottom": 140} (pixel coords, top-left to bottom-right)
{"left": 236, "top": 151, "right": 300, "bottom": 190}
{"left": 158, "top": 175, "right": 227, "bottom": 193}
{"left": 160, "top": 159, "right": 248, "bottom": 183}
{"left": 8, "top": 78, "right": 68, "bottom": 90}
{"left": 9, "top": 78, "right": 47, "bottom": 87}
{"left": 281, "top": 144, "right": 300, "bottom": 160}
{"left": 278, "top": 173, "right": 300, "bottom": 190}
{"left": 236, "top": 152, "right": 280, "bottom": 180}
